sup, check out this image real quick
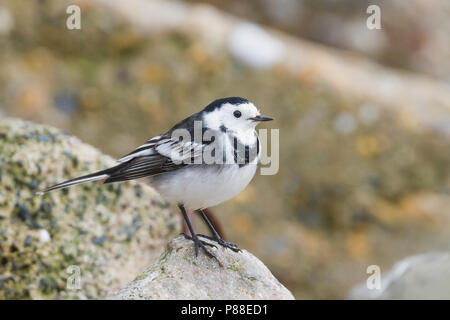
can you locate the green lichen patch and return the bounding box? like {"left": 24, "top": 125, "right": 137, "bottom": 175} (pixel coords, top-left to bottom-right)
{"left": 227, "top": 259, "right": 243, "bottom": 272}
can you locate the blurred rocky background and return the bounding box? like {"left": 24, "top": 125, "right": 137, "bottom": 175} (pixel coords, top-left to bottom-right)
{"left": 186, "top": 0, "right": 450, "bottom": 81}
{"left": 0, "top": 0, "right": 449, "bottom": 299}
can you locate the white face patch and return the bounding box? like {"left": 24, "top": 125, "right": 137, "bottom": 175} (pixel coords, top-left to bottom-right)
{"left": 203, "top": 102, "right": 261, "bottom": 136}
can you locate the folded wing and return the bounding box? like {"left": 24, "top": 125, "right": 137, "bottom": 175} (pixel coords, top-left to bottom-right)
{"left": 42, "top": 133, "right": 207, "bottom": 193}
{"left": 103, "top": 135, "right": 205, "bottom": 183}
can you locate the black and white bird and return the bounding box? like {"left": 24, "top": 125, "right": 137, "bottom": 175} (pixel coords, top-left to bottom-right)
{"left": 41, "top": 97, "right": 273, "bottom": 259}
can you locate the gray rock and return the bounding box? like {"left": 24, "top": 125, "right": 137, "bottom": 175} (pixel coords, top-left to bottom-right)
{"left": 108, "top": 236, "right": 295, "bottom": 300}
{"left": 0, "top": 118, "right": 179, "bottom": 299}
{"left": 350, "top": 252, "right": 450, "bottom": 300}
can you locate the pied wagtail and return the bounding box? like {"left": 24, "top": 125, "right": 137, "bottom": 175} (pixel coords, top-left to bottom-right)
{"left": 41, "top": 97, "right": 273, "bottom": 259}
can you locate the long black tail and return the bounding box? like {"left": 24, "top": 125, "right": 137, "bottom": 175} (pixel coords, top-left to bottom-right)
{"left": 38, "top": 162, "right": 130, "bottom": 194}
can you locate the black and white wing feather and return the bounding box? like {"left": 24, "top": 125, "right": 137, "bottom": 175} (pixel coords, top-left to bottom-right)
{"left": 41, "top": 132, "right": 208, "bottom": 193}
{"left": 116, "top": 135, "right": 164, "bottom": 163}
{"left": 104, "top": 134, "right": 205, "bottom": 183}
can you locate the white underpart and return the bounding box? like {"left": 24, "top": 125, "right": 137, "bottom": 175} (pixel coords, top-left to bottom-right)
{"left": 149, "top": 132, "right": 260, "bottom": 209}
{"left": 150, "top": 162, "right": 258, "bottom": 210}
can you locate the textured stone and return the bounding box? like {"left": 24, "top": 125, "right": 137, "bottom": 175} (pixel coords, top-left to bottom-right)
{"left": 108, "top": 236, "right": 295, "bottom": 300}
{"left": 0, "top": 118, "right": 179, "bottom": 299}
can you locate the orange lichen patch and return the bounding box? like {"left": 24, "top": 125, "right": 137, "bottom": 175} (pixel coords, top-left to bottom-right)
{"left": 356, "top": 135, "right": 381, "bottom": 158}
{"left": 139, "top": 64, "right": 166, "bottom": 84}
{"left": 371, "top": 199, "right": 405, "bottom": 226}
{"left": 346, "top": 229, "right": 371, "bottom": 259}
{"left": 398, "top": 193, "right": 450, "bottom": 225}
{"left": 14, "top": 84, "right": 49, "bottom": 117}
{"left": 23, "top": 47, "right": 54, "bottom": 73}
{"left": 110, "top": 28, "right": 144, "bottom": 51}
{"left": 372, "top": 193, "right": 447, "bottom": 229}
{"left": 187, "top": 42, "right": 210, "bottom": 66}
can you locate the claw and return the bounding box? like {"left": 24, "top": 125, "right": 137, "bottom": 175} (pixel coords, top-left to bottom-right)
{"left": 182, "top": 233, "right": 218, "bottom": 259}
{"left": 197, "top": 234, "right": 242, "bottom": 252}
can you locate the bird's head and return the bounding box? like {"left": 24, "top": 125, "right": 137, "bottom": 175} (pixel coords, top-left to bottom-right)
{"left": 202, "top": 97, "right": 273, "bottom": 134}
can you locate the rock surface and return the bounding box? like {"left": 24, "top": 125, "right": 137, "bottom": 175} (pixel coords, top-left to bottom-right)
{"left": 0, "top": 118, "right": 179, "bottom": 299}
{"left": 350, "top": 252, "right": 450, "bottom": 300}
{"left": 108, "top": 236, "right": 295, "bottom": 300}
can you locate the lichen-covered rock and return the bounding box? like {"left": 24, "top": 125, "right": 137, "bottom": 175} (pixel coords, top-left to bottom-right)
{"left": 107, "top": 236, "right": 295, "bottom": 300}
{"left": 0, "top": 118, "right": 179, "bottom": 299}
{"left": 350, "top": 252, "right": 450, "bottom": 300}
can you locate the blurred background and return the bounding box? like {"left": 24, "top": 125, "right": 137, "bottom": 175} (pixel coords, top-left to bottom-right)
{"left": 1, "top": 0, "right": 449, "bottom": 299}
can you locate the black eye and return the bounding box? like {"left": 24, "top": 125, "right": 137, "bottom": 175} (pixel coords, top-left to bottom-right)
{"left": 233, "top": 110, "right": 242, "bottom": 118}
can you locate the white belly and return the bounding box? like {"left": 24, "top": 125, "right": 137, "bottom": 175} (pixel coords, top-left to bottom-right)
{"left": 148, "top": 164, "right": 257, "bottom": 210}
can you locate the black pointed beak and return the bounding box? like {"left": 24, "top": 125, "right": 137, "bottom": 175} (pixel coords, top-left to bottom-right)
{"left": 249, "top": 115, "right": 274, "bottom": 122}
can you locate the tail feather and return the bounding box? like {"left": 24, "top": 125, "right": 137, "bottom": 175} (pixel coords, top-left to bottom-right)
{"left": 39, "top": 162, "right": 129, "bottom": 194}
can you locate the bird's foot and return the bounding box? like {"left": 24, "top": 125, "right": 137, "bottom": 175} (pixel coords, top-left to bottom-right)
{"left": 181, "top": 233, "right": 218, "bottom": 259}
{"left": 197, "top": 234, "right": 241, "bottom": 253}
